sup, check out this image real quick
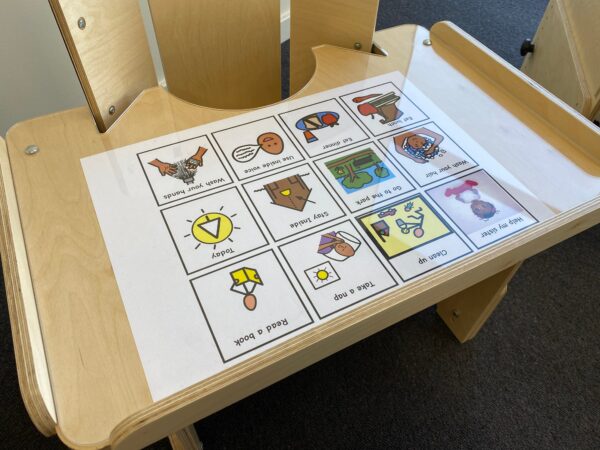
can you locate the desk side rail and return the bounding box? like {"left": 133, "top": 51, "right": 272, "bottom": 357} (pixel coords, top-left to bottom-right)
{"left": 431, "top": 21, "right": 600, "bottom": 165}
{"left": 0, "top": 138, "right": 56, "bottom": 435}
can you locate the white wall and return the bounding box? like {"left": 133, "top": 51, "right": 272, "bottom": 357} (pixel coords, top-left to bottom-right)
{"left": 0, "top": 0, "right": 291, "bottom": 136}
{"left": 0, "top": 0, "right": 85, "bottom": 136}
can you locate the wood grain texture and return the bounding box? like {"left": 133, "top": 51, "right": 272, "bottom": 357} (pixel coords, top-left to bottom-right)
{"left": 290, "top": 0, "right": 379, "bottom": 94}
{"left": 0, "top": 138, "right": 56, "bottom": 436}
{"left": 2, "top": 23, "right": 600, "bottom": 449}
{"left": 48, "top": 0, "right": 157, "bottom": 132}
{"left": 168, "top": 425, "right": 202, "bottom": 450}
{"left": 520, "top": 0, "right": 593, "bottom": 116}
{"left": 561, "top": 0, "right": 600, "bottom": 117}
{"left": 148, "top": 0, "right": 281, "bottom": 109}
{"left": 431, "top": 22, "right": 600, "bottom": 171}
{"left": 437, "top": 263, "right": 523, "bottom": 343}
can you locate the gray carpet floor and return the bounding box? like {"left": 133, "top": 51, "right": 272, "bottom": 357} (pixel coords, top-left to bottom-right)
{"left": 2, "top": 0, "right": 599, "bottom": 448}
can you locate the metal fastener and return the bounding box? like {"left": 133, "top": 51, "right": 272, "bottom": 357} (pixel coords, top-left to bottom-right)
{"left": 24, "top": 145, "right": 39, "bottom": 155}
{"left": 354, "top": 42, "right": 362, "bottom": 50}
{"left": 452, "top": 309, "right": 461, "bottom": 318}
{"left": 423, "top": 38, "right": 432, "bottom": 46}
{"left": 78, "top": 17, "right": 86, "bottom": 30}
{"left": 108, "top": 105, "right": 116, "bottom": 115}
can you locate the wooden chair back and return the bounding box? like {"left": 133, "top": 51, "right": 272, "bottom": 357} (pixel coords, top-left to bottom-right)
{"left": 49, "top": 0, "right": 380, "bottom": 132}
{"left": 49, "top": 0, "right": 157, "bottom": 132}
{"left": 148, "top": 0, "right": 281, "bottom": 110}
{"left": 290, "top": 0, "right": 379, "bottom": 94}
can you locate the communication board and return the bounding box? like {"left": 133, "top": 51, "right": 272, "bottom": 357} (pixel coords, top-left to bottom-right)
{"left": 82, "top": 72, "right": 554, "bottom": 400}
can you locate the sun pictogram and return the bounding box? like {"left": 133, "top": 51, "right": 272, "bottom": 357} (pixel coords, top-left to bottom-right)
{"left": 185, "top": 206, "right": 240, "bottom": 250}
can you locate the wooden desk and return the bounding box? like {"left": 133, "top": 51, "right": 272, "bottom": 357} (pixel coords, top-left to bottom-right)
{"left": 2, "top": 23, "right": 599, "bottom": 449}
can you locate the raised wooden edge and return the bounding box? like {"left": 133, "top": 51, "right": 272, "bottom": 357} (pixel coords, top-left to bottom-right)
{"left": 110, "top": 196, "right": 600, "bottom": 450}
{"left": 0, "top": 137, "right": 56, "bottom": 436}
{"left": 430, "top": 21, "right": 600, "bottom": 166}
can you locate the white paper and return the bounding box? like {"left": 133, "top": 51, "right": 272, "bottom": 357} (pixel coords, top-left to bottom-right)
{"left": 82, "top": 72, "right": 555, "bottom": 400}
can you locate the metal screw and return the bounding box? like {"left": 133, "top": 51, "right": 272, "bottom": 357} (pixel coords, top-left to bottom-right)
{"left": 423, "top": 38, "right": 432, "bottom": 46}
{"left": 108, "top": 105, "right": 116, "bottom": 115}
{"left": 354, "top": 42, "right": 362, "bottom": 50}
{"left": 452, "top": 309, "right": 461, "bottom": 318}
{"left": 78, "top": 17, "right": 86, "bottom": 30}
{"left": 24, "top": 145, "right": 39, "bottom": 155}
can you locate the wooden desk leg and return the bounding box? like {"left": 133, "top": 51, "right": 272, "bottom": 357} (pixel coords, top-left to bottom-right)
{"left": 168, "top": 425, "right": 203, "bottom": 450}
{"left": 437, "top": 263, "right": 523, "bottom": 343}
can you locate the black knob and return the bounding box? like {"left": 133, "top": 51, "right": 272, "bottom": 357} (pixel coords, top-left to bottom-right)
{"left": 520, "top": 39, "right": 535, "bottom": 56}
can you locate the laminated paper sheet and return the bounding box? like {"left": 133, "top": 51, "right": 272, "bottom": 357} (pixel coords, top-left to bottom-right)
{"left": 82, "top": 72, "right": 555, "bottom": 400}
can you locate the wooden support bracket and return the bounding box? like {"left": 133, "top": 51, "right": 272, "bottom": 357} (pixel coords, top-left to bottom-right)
{"left": 437, "top": 263, "right": 523, "bottom": 343}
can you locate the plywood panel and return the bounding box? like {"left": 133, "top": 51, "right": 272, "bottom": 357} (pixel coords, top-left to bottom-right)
{"left": 290, "top": 0, "right": 379, "bottom": 94}
{"left": 0, "top": 138, "right": 56, "bottom": 436}
{"left": 5, "top": 112, "right": 154, "bottom": 448}
{"left": 520, "top": 0, "right": 592, "bottom": 115}
{"left": 562, "top": 0, "right": 600, "bottom": 116}
{"left": 437, "top": 264, "right": 522, "bottom": 343}
{"left": 49, "top": 0, "right": 157, "bottom": 132}
{"left": 148, "top": 0, "right": 281, "bottom": 109}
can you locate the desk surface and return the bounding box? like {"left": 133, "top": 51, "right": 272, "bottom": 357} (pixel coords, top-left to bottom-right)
{"left": 2, "top": 23, "right": 600, "bottom": 449}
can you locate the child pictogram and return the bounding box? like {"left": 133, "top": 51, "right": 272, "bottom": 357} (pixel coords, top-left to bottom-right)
{"left": 229, "top": 267, "right": 263, "bottom": 311}
{"left": 148, "top": 146, "right": 208, "bottom": 185}
{"left": 444, "top": 180, "right": 498, "bottom": 220}
{"left": 352, "top": 92, "right": 403, "bottom": 124}
{"left": 317, "top": 231, "right": 361, "bottom": 261}
{"left": 393, "top": 127, "right": 445, "bottom": 164}
{"left": 303, "top": 230, "right": 361, "bottom": 289}
{"left": 295, "top": 111, "right": 340, "bottom": 143}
